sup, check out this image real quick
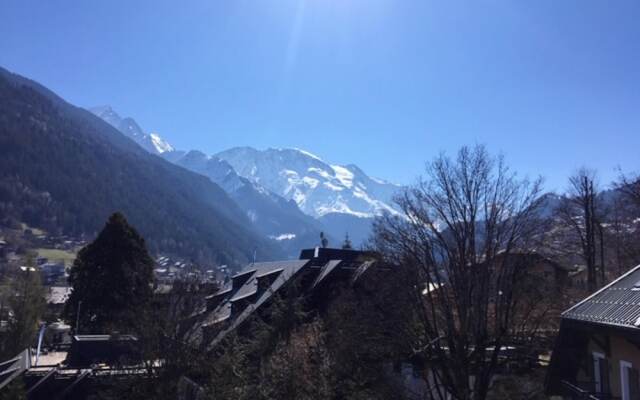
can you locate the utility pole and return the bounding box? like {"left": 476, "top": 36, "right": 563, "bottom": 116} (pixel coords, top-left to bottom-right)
{"left": 75, "top": 300, "right": 82, "bottom": 334}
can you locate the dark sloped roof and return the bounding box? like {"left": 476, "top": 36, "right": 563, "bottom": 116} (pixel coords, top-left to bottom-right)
{"left": 205, "top": 287, "right": 231, "bottom": 300}
{"left": 207, "top": 259, "right": 310, "bottom": 348}
{"left": 230, "top": 279, "right": 258, "bottom": 302}
{"left": 312, "top": 259, "right": 342, "bottom": 288}
{"left": 351, "top": 260, "right": 376, "bottom": 283}
{"left": 188, "top": 248, "right": 383, "bottom": 349}
{"left": 563, "top": 264, "right": 640, "bottom": 329}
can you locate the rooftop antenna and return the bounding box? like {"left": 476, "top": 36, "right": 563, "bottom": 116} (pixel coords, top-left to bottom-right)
{"left": 75, "top": 300, "right": 82, "bottom": 334}
{"left": 342, "top": 232, "right": 353, "bottom": 250}
{"left": 320, "top": 232, "right": 328, "bottom": 248}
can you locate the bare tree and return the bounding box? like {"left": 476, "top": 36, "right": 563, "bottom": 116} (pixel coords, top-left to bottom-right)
{"left": 617, "top": 172, "right": 640, "bottom": 207}
{"left": 610, "top": 171, "right": 640, "bottom": 270}
{"left": 555, "top": 169, "right": 605, "bottom": 292}
{"left": 373, "top": 145, "right": 545, "bottom": 400}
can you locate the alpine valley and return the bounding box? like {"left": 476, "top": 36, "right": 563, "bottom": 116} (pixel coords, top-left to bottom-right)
{"left": 0, "top": 66, "right": 404, "bottom": 268}
{"left": 88, "top": 109, "right": 405, "bottom": 253}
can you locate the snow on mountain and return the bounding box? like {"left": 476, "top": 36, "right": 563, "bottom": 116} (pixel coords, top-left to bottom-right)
{"left": 149, "top": 133, "right": 174, "bottom": 153}
{"left": 89, "top": 106, "right": 402, "bottom": 247}
{"left": 269, "top": 233, "right": 297, "bottom": 241}
{"left": 215, "top": 147, "right": 403, "bottom": 219}
{"left": 161, "top": 149, "right": 326, "bottom": 254}
{"left": 89, "top": 105, "right": 121, "bottom": 127}
{"left": 88, "top": 106, "right": 173, "bottom": 154}
{"left": 163, "top": 149, "right": 247, "bottom": 193}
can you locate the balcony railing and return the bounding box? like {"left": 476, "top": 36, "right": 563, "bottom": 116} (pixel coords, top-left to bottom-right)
{"left": 560, "top": 380, "right": 621, "bottom": 400}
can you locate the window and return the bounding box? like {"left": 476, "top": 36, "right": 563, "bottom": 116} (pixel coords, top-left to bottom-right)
{"left": 620, "top": 361, "right": 639, "bottom": 400}
{"left": 593, "top": 352, "right": 606, "bottom": 393}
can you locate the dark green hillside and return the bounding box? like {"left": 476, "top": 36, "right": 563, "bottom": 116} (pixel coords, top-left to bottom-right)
{"left": 0, "top": 68, "right": 281, "bottom": 266}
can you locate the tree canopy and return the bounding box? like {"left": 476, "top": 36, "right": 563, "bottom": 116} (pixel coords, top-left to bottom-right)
{"left": 373, "top": 145, "right": 546, "bottom": 400}
{"left": 0, "top": 256, "right": 45, "bottom": 359}
{"left": 63, "top": 212, "right": 154, "bottom": 334}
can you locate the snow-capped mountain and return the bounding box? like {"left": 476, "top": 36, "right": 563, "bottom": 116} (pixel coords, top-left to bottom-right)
{"left": 162, "top": 149, "right": 326, "bottom": 255}
{"left": 215, "top": 147, "right": 403, "bottom": 219}
{"left": 88, "top": 107, "right": 324, "bottom": 252}
{"left": 88, "top": 106, "right": 174, "bottom": 154}
{"left": 89, "top": 105, "right": 402, "bottom": 248}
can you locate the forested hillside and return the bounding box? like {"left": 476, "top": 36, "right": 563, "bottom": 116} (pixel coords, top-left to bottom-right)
{"left": 0, "top": 68, "right": 281, "bottom": 266}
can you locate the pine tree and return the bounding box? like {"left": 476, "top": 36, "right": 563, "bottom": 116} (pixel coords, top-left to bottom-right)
{"left": 63, "top": 212, "right": 154, "bottom": 334}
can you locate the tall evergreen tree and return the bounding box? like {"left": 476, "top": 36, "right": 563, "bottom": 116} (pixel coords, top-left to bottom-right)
{"left": 63, "top": 212, "right": 154, "bottom": 334}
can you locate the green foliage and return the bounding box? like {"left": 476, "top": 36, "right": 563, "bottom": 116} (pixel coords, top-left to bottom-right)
{"left": 0, "top": 256, "right": 46, "bottom": 358}
{"left": 67, "top": 263, "right": 407, "bottom": 400}
{"left": 202, "top": 275, "right": 405, "bottom": 400}
{"left": 63, "top": 213, "right": 154, "bottom": 334}
{"left": 87, "top": 279, "right": 220, "bottom": 400}
{"left": 0, "top": 379, "right": 27, "bottom": 400}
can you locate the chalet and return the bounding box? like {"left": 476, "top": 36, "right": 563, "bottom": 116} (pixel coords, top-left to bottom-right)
{"left": 498, "top": 252, "right": 571, "bottom": 288}
{"left": 186, "top": 247, "right": 380, "bottom": 349}
{"left": 0, "top": 247, "right": 382, "bottom": 398}
{"left": 547, "top": 264, "right": 640, "bottom": 399}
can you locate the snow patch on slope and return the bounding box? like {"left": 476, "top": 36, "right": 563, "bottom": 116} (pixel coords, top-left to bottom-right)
{"left": 331, "top": 165, "right": 354, "bottom": 188}
{"left": 293, "top": 148, "right": 323, "bottom": 161}
{"left": 150, "top": 133, "right": 174, "bottom": 153}
{"left": 269, "top": 233, "right": 297, "bottom": 241}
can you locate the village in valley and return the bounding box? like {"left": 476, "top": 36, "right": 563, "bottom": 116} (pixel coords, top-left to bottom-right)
{"left": 1, "top": 2, "right": 640, "bottom": 399}
{"left": 1, "top": 148, "right": 640, "bottom": 399}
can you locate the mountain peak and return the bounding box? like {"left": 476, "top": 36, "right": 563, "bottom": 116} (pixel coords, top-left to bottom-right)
{"left": 292, "top": 148, "right": 324, "bottom": 161}
{"left": 89, "top": 105, "right": 115, "bottom": 114}
{"left": 149, "top": 132, "right": 174, "bottom": 153}
{"left": 89, "top": 105, "right": 122, "bottom": 128}
{"left": 89, "top": 106, "right": 173, "bottom": 154}
{"left": 215, "top": 146, "right": 403, "bottom": 219}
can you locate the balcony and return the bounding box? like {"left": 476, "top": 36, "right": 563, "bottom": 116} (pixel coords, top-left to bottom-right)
{"left": 560, "top": 380, "right": 621, "bottom": 400}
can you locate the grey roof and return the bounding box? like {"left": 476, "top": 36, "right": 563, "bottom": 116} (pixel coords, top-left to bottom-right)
{"left": 73, "top": 334, "right": 137, "bottom": 341}
{"left": 206, "top": 287, "right": 231, "bottom": 299}
{"left": 563, "top": 264, "right": 640, "bottom": 329}
{"left": 351, "top": 260, "right": 376, "bottom": 283}
{"left": 230, "top": 282, "right": 257, "bottom": 302}
{"left": 312, "top": 260, "right": 342, "bottom": 288}
{"left": 187, "top": 248, "right": 383, "bottom": 350}
{"left": 231, "top": 268, "right": 257, "bottom": 279}
{"left": 255, "top": 268, "right": 284, "bottom": 279}
{"left": 205, "top": 259, "right": 310, "bottom": 348}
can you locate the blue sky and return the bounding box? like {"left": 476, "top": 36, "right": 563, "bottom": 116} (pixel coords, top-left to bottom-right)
{"left": 1, "top": 0, "right": 639, "bottom": 191}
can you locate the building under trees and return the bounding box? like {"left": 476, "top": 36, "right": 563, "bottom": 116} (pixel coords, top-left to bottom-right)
{"left": 372, "top": 145, "right": 553, "bottom": 400}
